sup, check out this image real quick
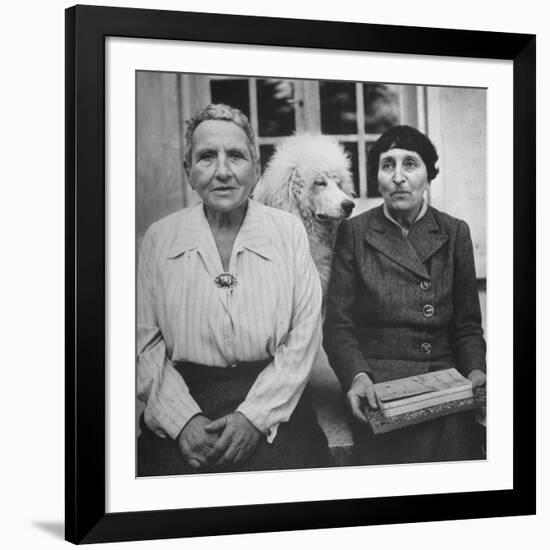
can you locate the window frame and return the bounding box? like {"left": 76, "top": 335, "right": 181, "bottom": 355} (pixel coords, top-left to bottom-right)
{"left": 189, "top": 74, "right": 426, "bottom": 213}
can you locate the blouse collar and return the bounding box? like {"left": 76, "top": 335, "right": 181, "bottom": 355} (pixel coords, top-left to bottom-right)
{"left": 167, "top": 199, "right": 274, "bottom": 261}
{"left": 383, "top": 199, "right": 428, "bottom": 237}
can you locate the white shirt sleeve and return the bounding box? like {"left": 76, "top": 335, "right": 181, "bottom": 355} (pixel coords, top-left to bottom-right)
{"left": 236, "top": 221, "right": 323, "bottom": 442}
{"left": 136, "top": 225, "right": 202, "bottom": 439}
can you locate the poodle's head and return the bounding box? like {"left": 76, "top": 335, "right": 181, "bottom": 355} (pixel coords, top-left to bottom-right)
{"left": 256, "top": 134, "right": 355, "bottom": 222}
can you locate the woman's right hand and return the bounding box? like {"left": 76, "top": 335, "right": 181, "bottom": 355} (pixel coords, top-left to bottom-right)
{"left": 468, "top": 369, "right": 486, "bottom": 388}
{"left": 348, "top": 373, "right": 378, "bottom": 423}
{"left": 177, "top": 414, "right": 218, "bottom": 469}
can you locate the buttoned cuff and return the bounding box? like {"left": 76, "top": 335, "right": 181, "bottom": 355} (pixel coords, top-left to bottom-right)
{"left": 264, "top": 424, "right": 278, "bottom": 444}
{"left": 236, "top": 402, "right": 278, "bottom": 443}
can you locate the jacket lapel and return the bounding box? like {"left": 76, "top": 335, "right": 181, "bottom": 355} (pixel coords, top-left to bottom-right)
{"left": 408, "top": 208, "right": 449, "bottom": 264}
{"left": 364, "top": 206, "right": 448, "bottom": 279}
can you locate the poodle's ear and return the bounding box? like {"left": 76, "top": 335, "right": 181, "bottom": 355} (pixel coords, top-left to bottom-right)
{"left": 286, "top": 169, "right": 299, "bottom": 205}
{"left": 256, "top": 162, "right": 298, "bottom": 210}
{"left": 270, "top": 167, "right": 298, "bottom": 210}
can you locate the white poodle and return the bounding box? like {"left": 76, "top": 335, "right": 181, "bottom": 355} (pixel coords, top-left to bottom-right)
{"left": 254, "top": 134, "right": 355, "bottom": 294}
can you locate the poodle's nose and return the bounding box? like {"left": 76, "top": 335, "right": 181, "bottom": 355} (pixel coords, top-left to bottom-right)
{"left": 341, "top": 199, "right": 355, "bottom": 216}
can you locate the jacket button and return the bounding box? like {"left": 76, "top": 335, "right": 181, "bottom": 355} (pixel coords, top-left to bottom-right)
{"left": 420, "top": 342, "right": 432, "bottom": 355}
{"left": 423, "top": 304, "right": 435, "bottom": 317}
{"left": 420, "top": 279, "right": 432, "bottom": 291}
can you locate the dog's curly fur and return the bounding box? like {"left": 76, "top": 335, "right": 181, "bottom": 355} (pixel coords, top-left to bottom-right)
{"left": 254, "top": 134, "right": 355, "bottom": 294}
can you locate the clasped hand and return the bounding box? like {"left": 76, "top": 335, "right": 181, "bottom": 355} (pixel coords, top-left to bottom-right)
{"left": 177, "top": 412, "right": 261, "bottom": 469}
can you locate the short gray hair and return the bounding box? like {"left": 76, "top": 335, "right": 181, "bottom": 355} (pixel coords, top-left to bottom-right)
{"left": 184, "top": 103, "right": 259, "bottom": 167}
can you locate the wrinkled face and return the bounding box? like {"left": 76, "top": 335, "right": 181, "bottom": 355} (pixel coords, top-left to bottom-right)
{"left": 185, "top": 120, "right": 259, "bottom": 215}
{"left": 293, "top": 171, "right": 355, "bottom": 222}
{"left": 378, "top": 148, "right": 430, "bottom": 216}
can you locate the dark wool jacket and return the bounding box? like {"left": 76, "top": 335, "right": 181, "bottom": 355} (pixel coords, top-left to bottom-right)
{"left": 324, "top": 205, "right": 486, "bottom": 392}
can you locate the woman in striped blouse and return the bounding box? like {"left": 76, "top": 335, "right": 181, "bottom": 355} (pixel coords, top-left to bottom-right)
{"left": 137, "top": 104, "right": 330, "bottom": 475}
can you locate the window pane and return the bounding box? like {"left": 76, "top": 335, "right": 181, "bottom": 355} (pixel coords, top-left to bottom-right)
{"left": 363, "top": 84, "right": 400, "bottom": 134}
{"left": 366, "top": 142, "right": 382, "bottom": 198}
{"left": 210, "top": 79, "right": 250, "bottom": 118}
{"left": 341, "top": 142, "right": 359, "bottom": 197}
{"left": 257, "top": 79, "right": 296, "bottom": 137}
{"left": 259, "top": 144, "right": 275, "bottom": 174}
{"left": 320, "top": 81, "right": 357, "bottom": 135}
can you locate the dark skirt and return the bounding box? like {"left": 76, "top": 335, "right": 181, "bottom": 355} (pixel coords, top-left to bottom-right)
{"left": 350, "top": 409, "right": 485, "bottom": 466}
{"left": 138, "top": 359, "right": 331, "bottom": 476}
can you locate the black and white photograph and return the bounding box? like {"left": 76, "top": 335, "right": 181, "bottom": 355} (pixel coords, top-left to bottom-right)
{"left": 135, "top": 72, "right": 488, "bottom": 476}
{"left": 55, "top": 2, "right": 538, "bottom": 546}
{"left": 1, "top": 0, "right": 547, "bottom": 543}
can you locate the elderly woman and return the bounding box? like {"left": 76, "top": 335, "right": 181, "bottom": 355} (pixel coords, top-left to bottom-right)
{"left": 137, "top": 104, "right": 329, "bottom": 475}
{"left": 324, "top": 125, "right": 486, "bottom": 464}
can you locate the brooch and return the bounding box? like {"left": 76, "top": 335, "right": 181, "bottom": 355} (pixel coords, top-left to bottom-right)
{"left": 214, "top": 273, "right": 238, "bottom": 290}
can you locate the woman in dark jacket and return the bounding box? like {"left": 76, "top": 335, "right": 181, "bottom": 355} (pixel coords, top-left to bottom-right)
{"left": 324, "top": 125, "right": 486, "bottom": 465}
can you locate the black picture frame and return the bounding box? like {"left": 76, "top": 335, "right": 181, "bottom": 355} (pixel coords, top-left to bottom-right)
{"left": 65, "top": 4, "right": 536, "bottom": 544}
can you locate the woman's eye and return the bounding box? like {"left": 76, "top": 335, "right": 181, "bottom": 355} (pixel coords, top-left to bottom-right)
{"left": 381, "top": 163, "right": 393, "bottom": 171}
{"left": 199, "top": 152, "right": 214, "bottom": 161}
{"left": 230, "top": 152, "right": 244, "bottom": 159}
{"left": 404, "top": 159, "right": 418, "bottom": 168}
{"left": 314, "top": 180, "right": 327, "bottom": 187}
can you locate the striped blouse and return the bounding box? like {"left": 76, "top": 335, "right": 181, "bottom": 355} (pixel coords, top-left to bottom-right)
{"left": 137, "top": 199, "right": 323, "bottom": 442}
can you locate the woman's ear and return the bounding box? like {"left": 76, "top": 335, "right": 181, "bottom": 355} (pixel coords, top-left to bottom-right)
{"left": 424, "top": 181, "right": 432, "bottom": 197}
{"left": 183, "top": 160, "right": 194, "bottom": 190}
{"left": 251, "top": 174, "right": 261, "bottom": 199}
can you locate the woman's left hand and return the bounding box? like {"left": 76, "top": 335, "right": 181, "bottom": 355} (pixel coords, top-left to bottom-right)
{"left": 204, "top": 412, "right": 262, "bottom": 467}
{"left": 468, "top": 369, "right": 486, "bottom": 388}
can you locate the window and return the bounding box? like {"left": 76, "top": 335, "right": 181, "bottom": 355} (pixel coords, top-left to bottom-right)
{"left": 139, "top": 72, "right": 485, "bottom": 278}
{"left": 208, "top": 77, "right": 300, "bottom": 178}
{"left": 185, "top": 74, "right": 424, "bottom": 213}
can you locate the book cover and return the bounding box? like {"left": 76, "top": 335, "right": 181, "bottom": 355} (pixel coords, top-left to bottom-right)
{"left": 365, "top": 386, "right": 486, "bottom": 434}
{"left": 375, "top": 368, "right": 472, "bottom": 404}
{"left": 381, "top": 388, "right": 474, "bottom": 417}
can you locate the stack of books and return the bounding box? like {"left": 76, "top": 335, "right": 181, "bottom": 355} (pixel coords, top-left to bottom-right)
{"left": 374, "top": 368, "right": 473, "bottom": 418}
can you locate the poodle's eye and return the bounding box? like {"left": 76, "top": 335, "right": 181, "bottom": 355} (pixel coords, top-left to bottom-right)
{"left": 314, "top": 180, "right": 327, "bottom": 187}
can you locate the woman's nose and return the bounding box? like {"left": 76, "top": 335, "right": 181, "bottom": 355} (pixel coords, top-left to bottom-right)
{"left": 392, "top": 165, "right": 405, "bottom": 184}
{"left": 215, "top": 155, "right": 231, "bottom": 179}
